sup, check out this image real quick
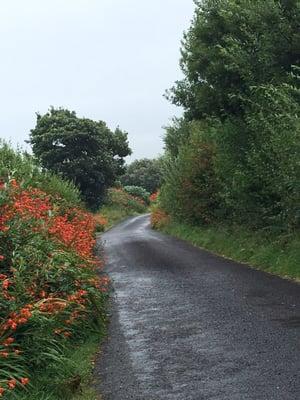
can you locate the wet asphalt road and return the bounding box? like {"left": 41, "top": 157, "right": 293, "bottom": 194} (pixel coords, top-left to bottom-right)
{"left": 94, "top": 214, "right": 300, "bottom": 400}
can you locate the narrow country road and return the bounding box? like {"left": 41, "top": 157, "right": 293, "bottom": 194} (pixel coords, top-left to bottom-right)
{"left": 94, "top": 215, "right": 300, "bottom": 400}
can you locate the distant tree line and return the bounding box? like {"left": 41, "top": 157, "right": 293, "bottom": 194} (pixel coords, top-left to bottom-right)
{"left": 159, "top": 0, "right": 300, "bottom": 232}
{"left": 120, "top": 158, "right": 163, "bottom": 194}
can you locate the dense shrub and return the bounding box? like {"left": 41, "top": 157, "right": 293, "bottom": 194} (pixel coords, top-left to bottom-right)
{"left": 215, "top": 83, "right": 300, "bottom": 230}
{"left": 161, "top": 121, "right": 221, "bottom": 225}
{"left": 123, "top": 186, "right": 150, "bottom": 204}
{"left": 0, "top": 145, "right": 108, "bottom": 398}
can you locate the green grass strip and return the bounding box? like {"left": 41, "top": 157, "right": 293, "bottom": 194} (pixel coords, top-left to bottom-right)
{"left": 160, "top": 221, "right": 300, "bottom": 281}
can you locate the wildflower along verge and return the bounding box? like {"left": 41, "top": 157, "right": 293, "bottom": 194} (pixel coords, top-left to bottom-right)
{"left": 0, "top": 176, "right": 109, "bottom": 398}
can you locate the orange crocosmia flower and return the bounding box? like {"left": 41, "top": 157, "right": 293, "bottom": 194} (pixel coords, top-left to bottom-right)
{"left": 0, "top": 387, "right": 5, "bottom": 396}
{"left": 20, "top": 378, "right": 29, "bottom": 386}
{"left": 3, "top": 337, "right": 14, "bottom": 346}
{"left": 7, "top": 379, "right": 17, "bottom": 389}
{"left": 0, "top": 255, "right": 4, "bottom": 261}
{"left": 2, "top": 279, "right": 11, "bottom": 290}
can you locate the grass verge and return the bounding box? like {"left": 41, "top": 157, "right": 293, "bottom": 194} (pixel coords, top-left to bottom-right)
{"left": 159, "top": 220, "right": 300, "bottom": 281}
{"left": 14, "top": 333, "right": 103, "bottom": 400}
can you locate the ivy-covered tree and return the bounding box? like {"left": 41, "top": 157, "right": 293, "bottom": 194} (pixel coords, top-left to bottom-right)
{"left": 29, "top": 108, "right": 131, "bottom": 209}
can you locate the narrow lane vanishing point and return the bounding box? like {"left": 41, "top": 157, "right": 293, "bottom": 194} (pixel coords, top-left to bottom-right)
{"left": 94, "top": 215, "right": 300, "bottom": 400}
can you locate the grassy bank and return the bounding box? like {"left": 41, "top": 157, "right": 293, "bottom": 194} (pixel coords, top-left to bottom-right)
{"left": 158, "top": 220, "right": 300, "bottom": 281}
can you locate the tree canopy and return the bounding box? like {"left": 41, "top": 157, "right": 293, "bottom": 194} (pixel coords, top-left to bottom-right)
{"left": 168, "top": 0, "right": 300, "bottom": 120}
{"left": 120, "top": 158, "right": 163, "bottom": 193}
{"left": 30, "top": 108, "right": 131, "bottom": 209}
{"left": 160, "top": 0, "right": 300, "bottom": 232}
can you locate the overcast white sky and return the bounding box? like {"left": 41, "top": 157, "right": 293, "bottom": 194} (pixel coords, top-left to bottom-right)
{"left": 0, "top": 0, "right": 195, "bottom": 160}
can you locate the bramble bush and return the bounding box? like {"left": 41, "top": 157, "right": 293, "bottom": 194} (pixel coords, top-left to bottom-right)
{"left": 0, "top": 144, "right": 109, "bottom": 398}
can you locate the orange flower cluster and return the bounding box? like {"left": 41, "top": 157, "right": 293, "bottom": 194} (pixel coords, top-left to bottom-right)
{"left": 93, "top": 213, "right": 108, "bottom": 230}
{"left": 48, "top": 211, "right": 96, "bottom": 258}
{"left": 150, "top": 207, "right": 170, "bottom": 229}
{"left": 1, "top": 305, "right": 32, "bottom": 334}
{"left": 0, "top": 377, "right": 29, "bottom": 396}
{"left": 89, "top": 276, "right": 110, "bottom": 293}
{"left": 0, "top": 334, "right": 29, "bottom": 395}
{"left": 0, "top": 178, "right": 108, "bottom": 396}
{"left": 13, "top": 188, "right": 52, "bottom": 220}
{"left": 149, "top": 191, "right": 159, "bottom": 203}
{"left": 38, "top": 298, "right": 67, "bottom": 314}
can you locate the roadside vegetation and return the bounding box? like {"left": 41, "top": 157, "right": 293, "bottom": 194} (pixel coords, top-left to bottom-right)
{"left": 0, "top": 143, "right": 108, "bottom": 399}
{"left": 99, "top": 187, "right": 148, "bottom": 230}
{"left": 0, "top": 107, "right": 151, "bottom": 398}
{"left": 151, "top": 0, "right": 300, "bottom": 280}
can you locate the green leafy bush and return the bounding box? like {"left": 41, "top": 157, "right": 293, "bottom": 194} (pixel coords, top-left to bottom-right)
{"left": 123, "top": 186, "right": 150, "bottom": 204}
{"left": 161, "top": 121, "right": 220, "bottom": 224}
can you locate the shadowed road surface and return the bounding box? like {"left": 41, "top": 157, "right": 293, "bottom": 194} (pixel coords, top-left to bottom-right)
{"left": 94, "top": 215, "right": 300, "bottom": 400}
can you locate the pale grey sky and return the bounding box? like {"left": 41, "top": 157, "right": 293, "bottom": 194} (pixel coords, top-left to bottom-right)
{"left": 0, "top": 0, "right": 195, "bottom": 160}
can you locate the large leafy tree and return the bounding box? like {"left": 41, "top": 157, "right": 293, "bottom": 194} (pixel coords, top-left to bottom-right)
{"left": 30, "top": 108, "right": 131, "bottom": 209}
{"left": 162, "top": 0, "right": 300, "bottom": 231}
{"left": 168, "top": 0, "right": 300, "bottom": 120}
{"left": 120, "top": 158, "right": 163, "bottom": 193}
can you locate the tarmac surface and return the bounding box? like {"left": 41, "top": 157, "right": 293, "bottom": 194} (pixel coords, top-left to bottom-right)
{"left": 94, "top": 214, "right": 300, "bottom": 400}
